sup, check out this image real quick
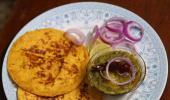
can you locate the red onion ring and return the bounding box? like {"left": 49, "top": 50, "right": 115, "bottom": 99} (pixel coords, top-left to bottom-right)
{"left": 98, "top": 17, "right": 127, "bottom": 45}
{"left": 99, "top": 26, "right": 125, "bottom": 44}
{"left": 99, "top": 17, "right": 144, "bottom": 46}
{"left": 123, "top": 21, "right": 144, "bottom": 42}
{"left": 105, "top": 17, "right": 126, "bottom": 33}
{"left": 106, "top": 57, "right": 137, "bottom": 85}
{"left": 65, "top": 28, "right": 86, "bottom": 45}
{"left": 118, "top": 72, "right": 129, "bottom": 77}
{"left": 86, "top": 25, "right": 100, "bottom": 51}
{"left": 91, "top": 25, "right": 100, "bottom": 43}
{"left": 99, "top": 70, "right": 110, "bottom": 80}
{"left": 106, "top": 17, "right": 127, "bottom": 24}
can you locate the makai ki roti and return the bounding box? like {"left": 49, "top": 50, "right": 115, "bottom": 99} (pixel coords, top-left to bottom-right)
{"left": 7, "top": 28, "right": 89, "bottom": 97}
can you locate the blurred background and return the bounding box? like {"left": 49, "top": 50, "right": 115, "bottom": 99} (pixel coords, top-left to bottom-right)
{"left": 0, "top": 0, "right": 14, "bottom": 30}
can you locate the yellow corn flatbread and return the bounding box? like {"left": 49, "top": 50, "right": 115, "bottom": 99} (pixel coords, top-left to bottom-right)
{"left": 17, "top": 82, "right": 103, "bottom": 100}
{"left": 8, "top": 28, "right": 89, "bottom": 97}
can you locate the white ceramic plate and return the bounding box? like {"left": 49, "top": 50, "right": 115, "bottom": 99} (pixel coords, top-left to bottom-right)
{"left": 2, "top": 2, "right": 168, "bottom": 100}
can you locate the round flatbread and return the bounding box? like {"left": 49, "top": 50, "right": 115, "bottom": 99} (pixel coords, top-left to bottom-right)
{"left": 17, "top": 82, "right": 103, "bottom": 100}
{"left": 8, "top": 28, "right": 89, "bottom": 96}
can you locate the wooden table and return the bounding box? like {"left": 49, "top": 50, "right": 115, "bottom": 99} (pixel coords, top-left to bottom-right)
{"left": 0, "top": 0, "right": 169, "bottom": 99}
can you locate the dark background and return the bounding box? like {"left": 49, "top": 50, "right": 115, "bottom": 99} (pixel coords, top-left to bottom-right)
{"left": 0, "top": 0, "right": 169, "bottom": 100}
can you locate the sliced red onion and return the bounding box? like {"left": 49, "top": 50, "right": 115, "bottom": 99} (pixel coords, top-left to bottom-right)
{"left": 65, "top": 28, "right": 86, "bottom": 45}
{"left": 106, "top": 17, "right": 127, "bottom": 24}
{"left": 100, "top": 70, "right": 110, "bottom": 80}
{"left": 93, "top": 25, "right": 100, "bottom": 39}
{"left": 89, "top": 25, "right": 100, "bottom": 45}
{"left": 117, "top": 72, "right": 130, "bottom": 77}
{"left": 99, "top": 26, "right": 125, "bottom": 44}
{"left": 106, "top": 57, "right": 137, "bottom": 85}
{"left": 123, "top": 21, "right": 144, "bottom": 42}
{"left": 105, "top": 17, "right": 126, "bottom": 34}
{"left": 86, "top": 25, "right": 100, "bottom": 52}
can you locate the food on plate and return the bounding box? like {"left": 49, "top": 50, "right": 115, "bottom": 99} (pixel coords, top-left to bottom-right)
{"left": 89, "top": 17, "right": 144, "bottom": 53}
{"left": 87, "top": 48, "right": 146, "bottom": 95}
{"left": 17, "top": 88, "right": 54, "bottom": 100}
{"left": 7, "top": 28, "right": 89, "bottom": 97}
{"left": 17, "top": 82, "right": 103, "bottom": 100}
{"left": 65, "top": 28, "right": 86, "bottom": 45}
{"left": 6, "top": 16, "right": 145, "bottom": 99}
{"left": 98, "top": 17, "right": 144, "bottom": 45}
{"left": 89, "top": 40, "right": 111, "bottom": 58}
{"left": 87, "top": 17, "right": 145, "bottom": 95}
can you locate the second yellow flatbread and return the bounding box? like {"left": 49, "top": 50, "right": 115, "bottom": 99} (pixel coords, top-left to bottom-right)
{"left": 17, "top": 82, "right": 103, "bottom": 100}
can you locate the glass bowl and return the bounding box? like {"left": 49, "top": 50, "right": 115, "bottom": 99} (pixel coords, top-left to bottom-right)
{"left": 87, "top": 46, "right": 146, "bottom": 95}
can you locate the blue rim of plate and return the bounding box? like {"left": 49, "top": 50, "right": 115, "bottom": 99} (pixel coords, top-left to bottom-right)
{"left": 2, "top": 2, "right": 168, "bottom": 100}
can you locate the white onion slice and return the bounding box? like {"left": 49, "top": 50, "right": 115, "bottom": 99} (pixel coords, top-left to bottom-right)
{"left": 65, "top": 28, "right": 86, "bottom": 45}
